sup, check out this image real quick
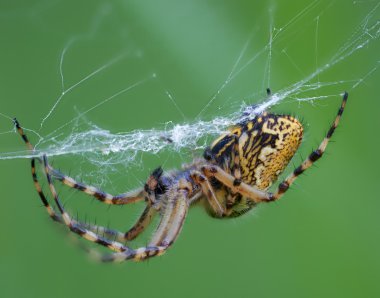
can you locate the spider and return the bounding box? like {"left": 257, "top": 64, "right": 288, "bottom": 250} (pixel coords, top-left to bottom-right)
{"left": 15, "top": 91, "right": 348, "bottom": 262}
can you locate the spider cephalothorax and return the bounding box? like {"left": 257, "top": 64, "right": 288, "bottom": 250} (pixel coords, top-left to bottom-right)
{"left": 15, "top": 91, "right": 347, "bottom": 262}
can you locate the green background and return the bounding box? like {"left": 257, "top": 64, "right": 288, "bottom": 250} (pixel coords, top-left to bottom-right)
{"left": 0, "top": 1, "right": 379, "bottom": 297}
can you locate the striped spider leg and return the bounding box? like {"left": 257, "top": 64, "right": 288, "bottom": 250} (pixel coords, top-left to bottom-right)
{"left": 42, "top": 153, "right": 200, "bottom": 262}
{"left": 15, "top": 120, "right": 200, "bottom": 261}
{"left": 14, "top": 120, "right": 157, "bottom": 243}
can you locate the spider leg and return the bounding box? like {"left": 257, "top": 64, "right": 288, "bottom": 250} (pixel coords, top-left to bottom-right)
{"left": 47, "top": 166, "right": 145, "bottom": 205}
{"left": 91, "top": 179, "right": 192, "bottom": 262}
{"left": 15, "top": 119, "right": 161, "bottom": 244}
{"left": 34, "top": 154, "right": 156, "bottom": 244}
{"left": 34, "top": 174, "right": 126, "bottom": 242}
{"left": 42, "top": 153, "right": 190, "bottom": 261}
{"left": 149, "top": 184, "right": 190, "bottom": 247}
{"left": 14, "top": 118, "right": 147, "bottom": 205}
{"left": 31, "top": 158, "right": 61, "bottom": 222}
{"left": 49, "top": 168, "right": 159, "bottom": 240}
{"left": 201, "top": 165, "right": 272, "bottom": 203}
{"left": 270, "top": 92, "right": 348, "bottom": 201}
{"left": 78, "top": 201, "right": 157, "bottom": 242}
{"left": 42, "top": 154, "right": 133, "bottom": 252}
{"left": 14, "top": 118, "right": 34, "bottom": 151}
{"left": 14, "top": 120, "right": 62, "bottom": 222}
{"left": 204, "top": 135, "right": 243, "bottom": 214}
{"left": 191, "top": 170, "right": 225, "bottom": 217}
{"left": 124, "top": 204, "right": 156, "bottom": 241}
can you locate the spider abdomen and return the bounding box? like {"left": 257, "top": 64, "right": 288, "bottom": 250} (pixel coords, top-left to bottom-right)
{"left": 241, "top": 114, "right": 303, "bottom": 189}
{"left": 209, "top": 113, "right": 303, "bottom": 190}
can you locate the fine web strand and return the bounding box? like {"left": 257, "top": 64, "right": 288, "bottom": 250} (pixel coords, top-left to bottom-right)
{"left": 262, "top": 17, "right": 274, "bottom": 92}
{"left": 40, "top": 75, "right": 155, "bottom": 147}
{"left": 39, "top": 3, "right": 117, "bottom": 129}
{"left": 197, "top": 0, "right": 321, "bottom": 119}
{"left": 195, "top": 27, "right": 256, "bottom": 119}
{"left": 40, "top": 52, "right": 128, "bottom": 129}
{"left": 227, "top": 0, "right": 321, "bottom": 84}
{"left": 315, "top": 15, "right": 320, "bottom": 87}
{"left": 165, "top": 90, "right": 186, "bottom": 121}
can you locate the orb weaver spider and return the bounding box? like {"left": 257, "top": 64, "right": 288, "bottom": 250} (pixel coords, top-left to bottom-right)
{"left": 15, "top": 91, "right": 348, "bottom": 262}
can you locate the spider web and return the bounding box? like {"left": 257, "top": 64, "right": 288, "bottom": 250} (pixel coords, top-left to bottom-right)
{"left": 0, "top": 0, "right": 379, "bottom": 188}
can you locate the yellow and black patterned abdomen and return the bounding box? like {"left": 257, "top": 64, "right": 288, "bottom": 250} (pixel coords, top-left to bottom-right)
{"left": 208, "top": 112, "right": 303, "bottom": 190}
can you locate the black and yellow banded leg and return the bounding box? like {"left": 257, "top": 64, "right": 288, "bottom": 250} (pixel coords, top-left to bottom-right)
{"left": 36, "top": 159, "right": 132, "bottom": 241}
{"left": 49, "top": 168, "right": 157, "bottom": 241}
{"left": 16, "top": 118, "right": 155, "bottom": 243}
{"left": 14, "top": 119, "right": 53, "bottom": 213}
{"left": 95, "top": 186, "right": 190, "bottom": 262}
{"left": 15, "top": 118, "right": 64, "bottom": 221}
{"left": 124, "top": 204, "right": 156, "bottom": 241}
{"left": 32, "top": 165, "right": 166, "bottom": 262}
{"left": 79, "top": 203, "right": 157, "bottom": 242}
{"left": 202, "top": 134, "right": 243, "bottom": 213}
{"left": 14, "top": 118, "right": 33, "bottom": 151}
{"left": 88, "top": 245, "right": 168, "bottom": 262}
{"left": 201, "top": 165, "right": 272, "bottom": 203}
{"left": 14, "top": 118, "right": 147, "bottom": 205}
{"left": 270, "top": 92, "right": 348, "bottom": 201}
{"left": 149, "top": 183, "right": 190, "bottom": 247}
{"left": 31, "top": 158, "right": 62, "bottom": 222}
{"left": 86, "top": 204, "right": 157, "bottom": 242}
{"left": 48, "top": 166, "right": 146, "bottom": 205}
{"left": 42, "top": 154, "right": 133, "bottom": 253}
{"left": 34, "top": 157, "right": 154, "bottom": 243}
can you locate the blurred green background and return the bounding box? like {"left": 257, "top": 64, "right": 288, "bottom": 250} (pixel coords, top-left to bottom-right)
{"left": 0, "top": 0, "right": 379, "bottom": 297}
